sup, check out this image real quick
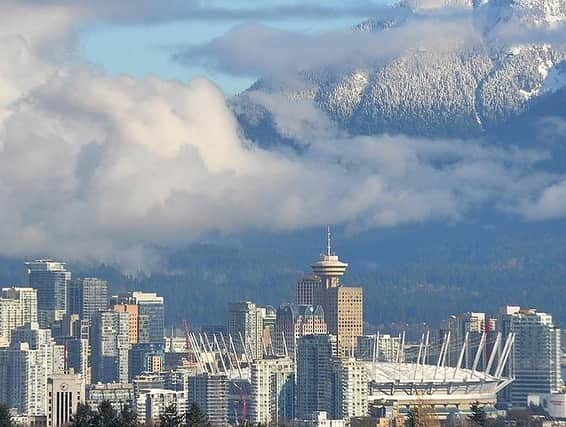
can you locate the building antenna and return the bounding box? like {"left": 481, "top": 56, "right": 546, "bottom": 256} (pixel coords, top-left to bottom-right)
{"left": 327, "top": 225, "right": 332, "bottom": 256}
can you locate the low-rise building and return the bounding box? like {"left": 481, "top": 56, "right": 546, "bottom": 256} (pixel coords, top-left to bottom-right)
{"left": 136, "top": 388, "right": 187, "bottom": 425}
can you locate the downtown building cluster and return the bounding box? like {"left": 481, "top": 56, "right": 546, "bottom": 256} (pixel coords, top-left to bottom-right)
{"left": 0, "top": 234, "right": 563, "bottom": 426}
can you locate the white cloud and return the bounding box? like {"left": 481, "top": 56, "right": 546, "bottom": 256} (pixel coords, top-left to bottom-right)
{"left": 0, "top": 0, "right": 563, "bottom": 268}
{"left": 176, "top": 17, "right": 480, "bottom": 77}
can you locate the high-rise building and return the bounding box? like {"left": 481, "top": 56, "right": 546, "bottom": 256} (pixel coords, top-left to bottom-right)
{"left": 0, "top": 342, "right": 51, "bottom": 416}
{"left": 10, "top": 322, "right": 66, "bottom": 375}
{"left": 228, "top": 301, "right": 259, "bottom": 359}
{"left": 132, "top": 292, "right": 164, "bottom": 344}
{"left": 310, "top": 230, "right": 363, "bottom": 357}
{"left": 0, "top": 298, "right": 21, "bottom": 347}
{"left": 90, "top": 310, "right": 130, "bottom": 384}
{"left": 498, "top": 306, "right": 562, "bottom": 408}
{"left": 262, "top": 306, "right": 277, "bottom": 353}
{"left": 57, "top": 336, "right": 89, "bottom": 383}
{"left": 111, "top": 292, "right": 164, "bottom": 345}
{"left": 26, "top": 260, "right": 71, "bottom": 327}
{"left": 2, "top": 287, "right": 38, "bottom": 324}
{"left": 136, "top": 389, "right": 187, "bottom": 425}
{"left": 0, "top": 323, "right": 64, "bottom": 416}
{"left": 296, "top": 275, "right": 323, "bottom": 306}
{"left": 188, "top": 374, "right": 228, "bottom": 426}
{"left": 129, "top": 343, "right": 164, "bottom": 381}
{"left": 332, "top": 358, "right": 368, "bottom": 420}
{"left": 356, "top": 334, "right": 401, "bottom": 363}
{"left": 68, "top": 278, "right": 108, "bottom": 324}
{"left": 274, "top": 304, "right": 327, "bottom": 359}
{"left": 250, "top": 356, "right": 295, "bottom": 425}
{"left": 47, "top": 373, "right": 85, "bottom": 427}
{"left": 255, "top": 306, "right": 268, "bottom": 358}
{"left": 296, "top": 334, "right": 335, "bottom": 420}
{"left": 51, "top": 314, "right": 82, "bottom": 339}
{"left": 441, "top": 312, "right": 489, "bottom": 368}
{"left": 112, "top": 303, "right": 138, "bottom": 344}
{"left": 320, "top": 286, "right": 363, "bottom": 357}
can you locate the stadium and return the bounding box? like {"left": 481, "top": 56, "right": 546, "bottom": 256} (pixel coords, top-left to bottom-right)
{"left": 363, "top": 332, "right": 515, "bottom": 419}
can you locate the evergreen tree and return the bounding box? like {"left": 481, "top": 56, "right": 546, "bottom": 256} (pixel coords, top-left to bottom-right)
{"left": 70, "top": 403, "right": 93, "bottom": 427}
{"left": 468, "top": 401, "right": 488, "bottom": 427}
{"left": 159, "top": 403, "right": 183, "bottom": 427}
{"left": 118, "top": 403, "right": 138, "bottom": 427}
{"left": 0, "top": 404, "right": 13, "bottom": 427}
{"left": 92, "top": 400, "right": 119, "bottom": 427}
{"left": 186, "top": 402, "right": 210, "bottom": 427}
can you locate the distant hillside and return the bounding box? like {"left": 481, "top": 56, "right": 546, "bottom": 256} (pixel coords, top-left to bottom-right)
{"left": 3, "top": 221, "right": 566, "bottom": 331}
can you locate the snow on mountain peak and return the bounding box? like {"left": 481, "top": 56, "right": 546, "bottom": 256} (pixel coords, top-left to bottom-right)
{"left": 475, "top": 0, "right": 566, "bottom": 30}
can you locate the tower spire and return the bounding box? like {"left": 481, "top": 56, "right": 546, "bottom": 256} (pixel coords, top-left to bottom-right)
{"left": 312, "top": 225, "right": 348, "bottom": 288}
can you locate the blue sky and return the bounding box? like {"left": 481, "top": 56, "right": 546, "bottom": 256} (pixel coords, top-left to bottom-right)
{"left": 79, "top": 0, "right": 388, "bottom": 94}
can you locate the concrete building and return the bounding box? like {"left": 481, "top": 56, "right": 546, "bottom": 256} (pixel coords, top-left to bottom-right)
{"left": 250, "top": 356, "right": 295, "bottom": 425}
{"left": 133, "top": 373, "right": 164, "bottom": 402}
{"left": 47, "top": 373, "right": 85, "bottom": 427}
{"left": 0, "top": 324, "right": 64, "bottom": 417}
{"left": 274, "top": 304, "right": 327, "bottom": 359}
{"left": 296, "top": 275, "right": 323, "bottom": 306}
{"left": 2, "top": 287, "right": 38, "bottom": 324}
{"left": 136, "top": 388, "right": 187, "bottom": 425}
{"left": 129, "top": 343, "right": 164, "bottom": 381}
{"left": 332, "top": 358, "right": 368, "bottom": 420}
{"left": 310, "top": 230, "right": 363, "bottom": 357}
{"left": 57, "top": 337, "right": 89, "bottom": 383}
{"left": 261, "top": 306, "right": 277, "bottom": 355}
{"left": 440, "top": 312, "right": 494, "bottom": 368}
{"left": 90, "top": 310, "right": 130, "bottom": 384}
{"left": 0, "top": 287, "right": 38, "bottom": 347}
{"left": 0, "top": 343, "right": 51, "bottom": 416}
{"left": 112, "top": 303, "right": 138, "bottom": 344}
{"left": 356, "top": 334, "right": 401, "bottom": 363}
{"left": 87, "top": 383, "right": 134, "bottom": 410}
{"left": 296, "top": 334, "right": 335, "bottom": 420}
{"left": 26, "top": 260, "right": 71, "bottom": 327}
{"left": 132, "top": 292, "right": 164, "bottom": 345}
{"left": 10, "top": 322, "right": 66, "bottom": 375}
{"left": 498, "top": 306, "right": 562, "bottom": 408}
{"left": 0, "top": 298, "right": 21, "bottom": 347}
{"left": 301, "top": 412, "right": 345, "bottom": 427}
{"left": 51, "top": 314, "right": 82, "bottom": 340}
{"left": 111, "top": 292, "right": 164, "bottom": 345}
{"left": 67, "top": 278, "right": 108, "bottom": 325}
{"left": 188, "top": 374, "right": 228, "bottom": 426}
{"left": 528, "top": 393, "right": 566, "bottom": 419}
{"left": 228, "top": 301, "right": 259, "bottom": 359}
{"left": 321, "top": 286, "right": 363, "bottom": 357}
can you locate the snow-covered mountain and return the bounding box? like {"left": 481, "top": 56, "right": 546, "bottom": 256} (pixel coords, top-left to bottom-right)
{"left": 233, "top": 0, "right": 566, "bottom": 142}
{"left": 476, "top": 0, "right": 566, "bottom": 31}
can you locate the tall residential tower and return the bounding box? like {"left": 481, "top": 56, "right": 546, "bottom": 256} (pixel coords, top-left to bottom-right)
{"left": 27, "top": 260, "right": 71, "bottom": 327}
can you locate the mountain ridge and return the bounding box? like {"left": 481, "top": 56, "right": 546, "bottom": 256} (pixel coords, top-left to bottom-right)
{"left": 233, "top": 0, "right": 566, "bottom": 143}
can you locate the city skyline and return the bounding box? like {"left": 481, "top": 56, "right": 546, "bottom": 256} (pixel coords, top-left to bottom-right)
{"left": 0, "top": 235, "right": 561, "bottom": 425}
{"left": 2, "top": 0, "right": 566, "bottom": 425}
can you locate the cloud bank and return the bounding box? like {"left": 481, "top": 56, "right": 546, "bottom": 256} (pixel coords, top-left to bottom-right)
{"left": 176, "top": 15, "right": 480, "bottom": 77}
{"left": 1, "top": 0, "right": 566, "bottom": 266}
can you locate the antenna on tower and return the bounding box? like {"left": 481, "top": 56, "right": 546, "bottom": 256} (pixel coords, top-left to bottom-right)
{"left": 327, "top": 225, "right": 332, "bottom": 256}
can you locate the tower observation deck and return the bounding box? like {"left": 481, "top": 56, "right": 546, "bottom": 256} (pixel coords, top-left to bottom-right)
{"left": 310, "top": 227, "right": 348, "bottom": 288}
